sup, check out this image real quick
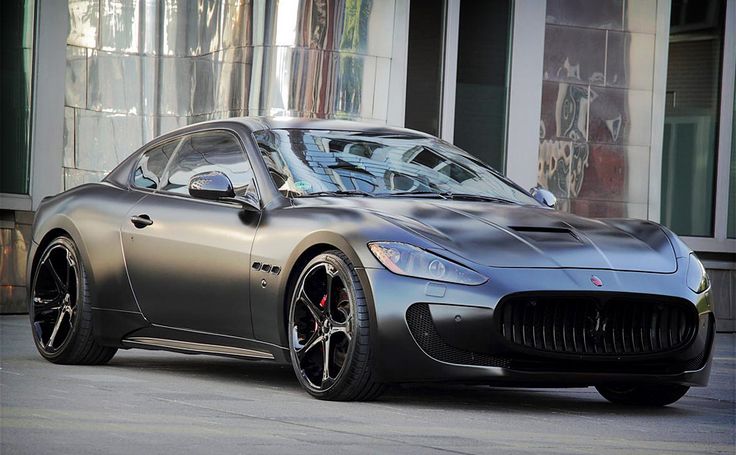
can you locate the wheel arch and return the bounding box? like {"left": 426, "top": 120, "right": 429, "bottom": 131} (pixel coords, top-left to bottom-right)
{"left": 276, "top": 233, "right": 376, "bottom": 349}
{"left": 30, "top": 218, "right": 93, "bottom": 296}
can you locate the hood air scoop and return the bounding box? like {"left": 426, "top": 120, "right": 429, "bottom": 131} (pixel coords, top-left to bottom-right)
{"left": 510, "top": 226, "right": 583, "bottom": 245}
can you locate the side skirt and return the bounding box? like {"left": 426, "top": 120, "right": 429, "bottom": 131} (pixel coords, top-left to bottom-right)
{"left": 121, "top": 337, "right": 274, "bottom": 360}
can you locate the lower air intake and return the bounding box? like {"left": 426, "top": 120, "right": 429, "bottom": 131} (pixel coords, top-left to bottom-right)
{"left": 406, "top": 303, "right": 510, "bottom": 367}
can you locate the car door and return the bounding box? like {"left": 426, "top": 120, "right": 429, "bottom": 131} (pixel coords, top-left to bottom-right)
{"left": 121, "top": 129, "right": 260, "bottom": 338}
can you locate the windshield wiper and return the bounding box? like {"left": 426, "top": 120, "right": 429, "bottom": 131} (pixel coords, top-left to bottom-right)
{"left": 389, "top": 191, "right": 448, "bottom": 199}
{"left": 296, "top": 190, "right": 376, "bottom": 198}
{"left": 388, "top": 191, "right": 516, "bottom": 204}
{"left": 441, "top": 193, "right": 517, "bottom": 204}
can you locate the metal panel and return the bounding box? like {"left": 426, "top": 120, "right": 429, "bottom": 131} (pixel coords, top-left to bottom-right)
{"left": 63, "top": 108, "right": 75, "bottom": 168}
{"left": 88, "top": 50, "right": 157, "bottom": 115}
{"left": 67, "top": 0, "right": 99, "bottom": 48}
{"left": 65, "top": 46, "right": 87, "bottom": 108}
{"left": 75, "top": 111, "right": 148, "bottom": 172}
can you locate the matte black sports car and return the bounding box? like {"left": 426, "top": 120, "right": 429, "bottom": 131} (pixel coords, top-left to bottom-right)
{"left": 28, "top": 118, "right": 714, "bottom": 404}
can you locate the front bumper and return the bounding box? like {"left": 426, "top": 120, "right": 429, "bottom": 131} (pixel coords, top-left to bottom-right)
{"left": 360, "top": 263, "right": 715, "bottom": 387}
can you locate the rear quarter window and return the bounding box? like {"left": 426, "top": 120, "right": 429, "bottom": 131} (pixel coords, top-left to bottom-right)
{"left": 132, "top": 139, "right": 180, "bottom": 189}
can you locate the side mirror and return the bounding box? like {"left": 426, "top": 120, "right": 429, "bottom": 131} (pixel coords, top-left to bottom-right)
{"left": 189, "top": 171, "right": 236, "bottom": 200}
{"left": 189, "top": 171, "right": 262, "bottom": 212}
{"left": 530, "top": 186, "right": 557, "bottom": 208}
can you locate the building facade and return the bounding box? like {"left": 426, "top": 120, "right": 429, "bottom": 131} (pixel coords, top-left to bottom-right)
{"left": 1, "top": 0, "right": 734, "bottom": 330}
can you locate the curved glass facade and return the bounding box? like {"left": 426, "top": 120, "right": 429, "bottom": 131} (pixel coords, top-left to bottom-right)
{"left": 64, "top": 0, "right": 398, "bottom": 188}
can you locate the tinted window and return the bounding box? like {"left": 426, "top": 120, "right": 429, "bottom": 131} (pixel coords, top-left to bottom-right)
{"left": 159, "top": 131, "right": 254, "bottom": 197}
{"left": 132, "top": 139, "right": 179, "bottom": 189}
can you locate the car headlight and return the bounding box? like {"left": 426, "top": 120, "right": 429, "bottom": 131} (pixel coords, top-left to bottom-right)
{"left": 686, "top": 253, "right": 710, "bottom": 293}
{"left": 368, "top": 242, "right": 487, "bottom": 285}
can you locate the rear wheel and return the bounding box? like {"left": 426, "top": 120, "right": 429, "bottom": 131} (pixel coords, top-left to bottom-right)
{"left": 288, "top": 251, "right": 384, "bottom": 401}
{"left": 596, "top": 384, "right": 690, "bottom": 406}
{"left": 30, "top": 236, "right": 117, "bottom": 365}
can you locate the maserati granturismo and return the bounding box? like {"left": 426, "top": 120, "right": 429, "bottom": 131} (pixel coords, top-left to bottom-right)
{"left": 28, "top": 117, "right": 714, "bottom": 404}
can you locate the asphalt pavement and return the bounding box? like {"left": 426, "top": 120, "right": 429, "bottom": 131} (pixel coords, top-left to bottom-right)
{"left": 1, "top": 315, "right": 734, "bottom": 454}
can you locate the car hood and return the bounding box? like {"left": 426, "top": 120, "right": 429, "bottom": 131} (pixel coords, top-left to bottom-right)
{"left": 323, "top": 198, "right": 677, "bottom": 273}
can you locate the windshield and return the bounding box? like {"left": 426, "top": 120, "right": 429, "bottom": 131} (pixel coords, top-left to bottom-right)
{"left": 254, "top": 129, "right": 538, "bottom": 205}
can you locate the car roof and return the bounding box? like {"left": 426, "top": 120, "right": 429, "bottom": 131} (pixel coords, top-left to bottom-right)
{"left": 103, "top": 116, "right": 436, "bottom": 189}
{"left": 223, "top": 116, "right": 434, "bottom": 138}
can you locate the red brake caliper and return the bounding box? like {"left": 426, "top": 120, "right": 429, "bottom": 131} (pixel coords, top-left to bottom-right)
{"left": 315, "top": 294, "right": 328, "bottom": 332}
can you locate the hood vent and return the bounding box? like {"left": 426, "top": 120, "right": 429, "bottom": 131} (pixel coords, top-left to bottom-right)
{"left": 510, "top": 226, "right": 582, "bottom": 244}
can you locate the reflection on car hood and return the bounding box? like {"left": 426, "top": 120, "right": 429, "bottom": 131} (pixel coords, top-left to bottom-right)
{"left": 328, "top": 197, "right": 676, "bottom": 273}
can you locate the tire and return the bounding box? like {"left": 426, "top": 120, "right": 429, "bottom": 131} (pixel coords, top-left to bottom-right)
{"left": 287, "top": 250, "right": 385, "bottom": 401}
{"left": 29, "top": 236, "right": 117, "bottom": 365}
{"left": 596, "top": 384, "right": 690, "bottom": 406}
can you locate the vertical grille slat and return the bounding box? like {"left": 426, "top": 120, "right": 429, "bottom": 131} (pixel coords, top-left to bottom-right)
{"left": 660, "top": 305, "right": 669, "bottom": 350}
{"left": 497, "top": 295, "right": 696, "bottom": 357}
{"left": 677, "top": 311, "right": 686, "bottom": 343}
{"left": 543, "top": 303, "right": 552, "bottom": 351}
{"left": 561, "top": 303, "right": 569, "bottom": 352}
{"left": 533, "top": 304, "right": 540, "bottom": 348}
{"left": 650, "top": 307, "right": 659, "bottom": 352}
{"left": 520, "top": 304, "right": 529, "bottom": 346}
{"left": 581, "top": 302, "right": 589, "bottom": 354}
{"left": 516, "top": 304, "right": 522, "bottom": 345}
{"left": 669, "top": 307, "right": 677, "bottom": 347}
{"left": 621, "top": 303, "right": 630, "bottom": 354}
{"left": 610, "top": 303, "right": 619, "bottom": 353}
{"left": 639, "top": 304, "right": 647, "bottom": 354}
{"left": 571, "top": 304, "right": 579, "bottom": 353}
{"left": 631, "top": 305, "right": 640, "bottom": 354}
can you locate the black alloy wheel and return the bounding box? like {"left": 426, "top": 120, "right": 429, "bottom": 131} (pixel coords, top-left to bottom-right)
{"left": 30, "top": 236, "right": 116, "bottom": 364}
{"left": 288, "top": 251, "right": 384, "bottom": 401}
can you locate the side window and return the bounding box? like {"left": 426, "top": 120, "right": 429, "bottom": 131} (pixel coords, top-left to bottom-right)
{"left": 254, "top": 130, "right": 293, "bottom": 195}
{"left": 132, "top": 139, "right": 179, "bottom": 189}
{"left": 159, "top": 131, "right": 255, "bottom": 197}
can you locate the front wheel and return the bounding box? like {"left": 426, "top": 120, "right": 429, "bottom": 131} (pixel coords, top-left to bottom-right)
{"left": 596, "top": 384, "right": 690, "bottom": 406}
{"left": 30, "top": 236, "right": 117, "bottom": 365}
{"left": 288, "top": 251, "right": 384, "bottom": 401}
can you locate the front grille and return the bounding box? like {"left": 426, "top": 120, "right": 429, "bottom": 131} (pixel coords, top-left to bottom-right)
{"left": 406, "top": 304, "right": 510, "bottom": 367}
{"left": 497, "top": 295, "right": 698, "bottom": 356}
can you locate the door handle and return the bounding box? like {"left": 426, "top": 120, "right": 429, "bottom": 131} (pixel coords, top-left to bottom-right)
{"left": 130, "top": 214, "right": 153, "bottom": 228}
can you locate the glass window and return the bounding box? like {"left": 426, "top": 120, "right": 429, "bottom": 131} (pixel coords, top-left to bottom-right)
{"left": 254, "top": 129, "right": 537, "bottom": 206}
{"left": 404, "top": 0, "right": 445, "bottom": 137}
{"left": 132, "top": 139, "right": 179, "bottom": 190}
{"left": 160, "top": 131, "right": 254, "bottom": 197}
{"left": 661, "top": 0, "right": 725, "bottom": 236}
{"left": 404, "top": 1, "right": 512, "bottom": 172}
{"left": 453, "top": 0, "right": 512, "bottom": 172}
{"left": 0, "top": 0, "right": 34, "bottom": 194}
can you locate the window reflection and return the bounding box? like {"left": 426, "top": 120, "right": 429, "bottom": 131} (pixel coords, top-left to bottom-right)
{"left": 132, "top": 139, "right": 179, "bottom": 189}
{"left": 661, "top": 0, "right": 725, "bottom": 237}
{"left": 160, "top": 131, "right": 254, "bottom": 197}
{"left": 255, "top": 129, "right": 536, "bottom": 205}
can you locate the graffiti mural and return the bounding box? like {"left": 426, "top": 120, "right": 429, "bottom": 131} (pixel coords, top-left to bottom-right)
{"left": 538, "top": 4, "right": 651, "bottom": 219}
{"left": 538, "top": 83, "right": 591, "bottom": 211}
